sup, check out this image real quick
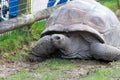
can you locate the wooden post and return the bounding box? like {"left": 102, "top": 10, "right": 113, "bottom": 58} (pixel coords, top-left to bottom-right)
{"left": 0, "top": 5, "right": 61, "bottom": 34}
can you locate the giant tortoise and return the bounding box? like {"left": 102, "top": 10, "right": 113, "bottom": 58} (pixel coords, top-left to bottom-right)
{"left": 29, "top": 0, "right": 120, "bottom": 62}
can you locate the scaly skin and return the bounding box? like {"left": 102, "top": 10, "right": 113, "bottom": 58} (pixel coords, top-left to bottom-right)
{"left": 90, "top": 43, "right": 120, "bottom": 61}
{"left": 29, "top": 35, "right": 56, "bottom": 62}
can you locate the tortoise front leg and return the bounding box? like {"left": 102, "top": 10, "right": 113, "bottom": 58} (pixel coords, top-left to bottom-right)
{"left": 29, "top": 35, "right": 56, "bottom": 62}
{"left": 90, "top": 43, "right": 120, "bottom": 61}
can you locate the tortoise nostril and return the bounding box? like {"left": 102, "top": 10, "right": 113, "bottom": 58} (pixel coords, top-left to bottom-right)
{"left": 54, "top": 36, "right": 61, "bottom": 40}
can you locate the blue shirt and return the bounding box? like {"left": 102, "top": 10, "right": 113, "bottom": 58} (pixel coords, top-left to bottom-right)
{"left": 9, "top": 0, "right": 18, "bottom": 17}
{"left": 47, "top": 0, "right": 68, "bottom": 7}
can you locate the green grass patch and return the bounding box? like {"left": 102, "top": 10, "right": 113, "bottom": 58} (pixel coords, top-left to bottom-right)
{"left": 31, "top": 20, "right": 46, "bottom": 40}
{"left": 0, "top": 28, "right": 31, "bottom": 52}
{"left": 0, "top": 20, "right": 46, "bottom": 60}
{"left": 100, "top": 0, "right": 117, "bottom": 11}
{"left": 1, "top": 60, "right": 120, "bottom": 80}
{"left": 0, "top": 20, "right": 46, "bottom": 53}
{"left": 38, "top": 59, "right": 77, "bottom": 71}
{"left": 0, "top": 59, "right": 78, "bottom": 80}
{"left": 1, "top": 51, "right": 28, "bottom": 61}
{"left": 80, "top": 67, "right": 120, "bottom": 80}
{"left": 0, "top": 70, "right": 35, "bottom": 80}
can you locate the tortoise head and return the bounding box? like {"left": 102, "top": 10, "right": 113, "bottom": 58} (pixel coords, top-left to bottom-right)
{"left": 51, "top": 34, "right": 71, "bottom": 49}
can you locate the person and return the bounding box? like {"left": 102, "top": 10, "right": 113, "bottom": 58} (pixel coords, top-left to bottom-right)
{"left": 31, "top": 0, "right": 69, "bottom": 14}
{"left": 9, "top": 0, "right": 18, "bottom": 18}
{"left": 47, "top": 0, "right": 69, "bottom": 7}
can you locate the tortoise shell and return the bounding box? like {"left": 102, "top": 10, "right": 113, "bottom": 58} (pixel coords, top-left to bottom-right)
{"left": 41, "top": 0, "right": 120, "bottom": 43}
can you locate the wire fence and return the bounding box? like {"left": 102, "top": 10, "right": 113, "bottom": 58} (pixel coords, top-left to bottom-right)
{"left": 0, "top": 0, "right": 31, "bottom": 21}
{"left": 0, "top": 0, "right": 31, "bottom": 37}
{"left": 0, "top": 0, "right": 69, "bottom": 22}
{"left": 0, "top": 0, "right": 69, "bottom": 36}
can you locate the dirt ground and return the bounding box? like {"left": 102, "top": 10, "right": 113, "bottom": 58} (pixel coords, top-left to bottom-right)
{"left": 0, "top": 59, "right": 111, "bottom": 79}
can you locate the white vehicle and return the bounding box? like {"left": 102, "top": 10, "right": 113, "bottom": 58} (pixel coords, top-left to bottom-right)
{"left": 31, "top": 0, "right": 69, "bottom": 14}
{"left": 0, "top": 0, "right": 9, "bottom": 21}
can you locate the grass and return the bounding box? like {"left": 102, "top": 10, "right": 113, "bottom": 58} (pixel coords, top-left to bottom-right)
{"left": 1, "top": 51, "right": 27, "bottom": 61}
{"left": 0, "top": 59, "right": 78, "bottom": 80}
{"left": 100, "top": 0, "right": 117, "bottom": 11}
{"left": 31, "top": 20, "right": 45, "bottom": 40}
{"left": 1, "top": 59, "right": 120, "bottom": 80}
{"left": 0, "top": 28, "right": 31, "bottom": 52}
{"left": 80, "top": 67, "right": 120, "bottom": 80}
{"left": 0, "top": 20, "right": 46, "bottom": 61}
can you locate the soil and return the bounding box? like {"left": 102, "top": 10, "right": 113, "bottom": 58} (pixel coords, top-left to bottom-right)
{"left": 61, "top": 60, "right": 110, "bottom": 80}
{"left": 0, "top": 59, "right": 111, "bottom": 79}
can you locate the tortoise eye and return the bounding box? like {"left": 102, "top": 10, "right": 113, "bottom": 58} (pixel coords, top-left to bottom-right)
{"left": 55, "top": 36, "right": 61, "bottom": 40}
